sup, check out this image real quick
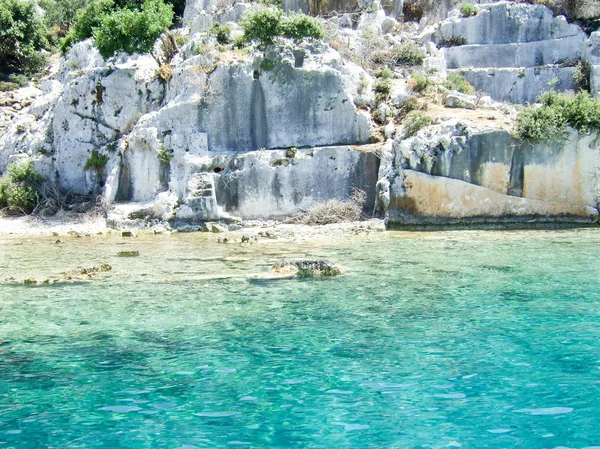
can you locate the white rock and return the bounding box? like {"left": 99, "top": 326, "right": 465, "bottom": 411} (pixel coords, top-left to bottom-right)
{"left": 445, "top": 91, "right": 477, "bottom": 109}
{"left": 389, "top": 80, "right": 409, "bottom": 107}
{"left": 381, "top": 17, "right": 396, "bottom": 34}
{"left": 384, "top": 122, "right": 396, "bottom": 139}
{"left": 340, "top": 14, "right": 353, "bottom": 28}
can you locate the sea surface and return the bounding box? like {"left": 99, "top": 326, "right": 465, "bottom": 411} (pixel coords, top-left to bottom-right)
{"left": 1, "top": 229, "right": 599, "bottom": 449}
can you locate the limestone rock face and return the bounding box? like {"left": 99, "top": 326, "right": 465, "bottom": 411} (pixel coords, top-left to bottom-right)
{"left": 434, "top": 2, "right": 591, "bottom": 103}
{"left": 189, "top": 3, "right": 250, "bottom": 35}
{"left": 214, "top": 146, "right": 380, "bottom": 219}
{"left": 108, "top": 145, "right": 380, "bottom": 223}
{"left": 380, "top": 121, "right": 600, "bottom": 227}
{"left": 436, "top": 2, "right": 584, "bottom": 46}
{"left": 587, "top": 32, "right": 600, "bottom": 97}
{"left": 1, "top": 32, "right": 373, "bottom": 216}
{"left": 2, "top": 0, "right": 600, "bottom": 230}
{"left": 389, "top": 170, "right": 596, "bottom": 226}
{"left": 108, "top": 43, "right": 373, "bottom": 208}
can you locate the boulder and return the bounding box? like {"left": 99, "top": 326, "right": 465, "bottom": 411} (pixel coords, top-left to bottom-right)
{"left": 444, "top": 91, "right": 477, "bottom": 109}
{"left": 388, "top": 170, "right": 598, "bottom": 226}
{"left": 381, "top": 17, "right": 397, "bottom": 34}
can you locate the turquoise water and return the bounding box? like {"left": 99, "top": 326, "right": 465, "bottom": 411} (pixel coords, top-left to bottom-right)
{"left": 1, "top": 229, "right": 600, "bottom": 448}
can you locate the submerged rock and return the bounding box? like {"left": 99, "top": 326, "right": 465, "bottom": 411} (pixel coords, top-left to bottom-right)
{"left": 273, "top": 259, "right": 342, "bottom": 277}
{"left": 117, "top": 251, "right": 140, "bottom": 257}
{"left": 19, "top": 264, "right": 112, "bottom": 286}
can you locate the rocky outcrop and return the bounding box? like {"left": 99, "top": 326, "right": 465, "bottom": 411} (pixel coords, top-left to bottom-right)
{"left": 380, "top": 121, "right": 600, "bottom": 227}
{"left": 587, "top": 31, "right": 600, "bottom": 97}
{"left": 2, "top": 0, "right": 600, "bottom": 231}
{"left": 433, "top": 2, "right": 593, "bottom": 103}
{"left": 108, "top": 145, "right": 380, "bottom": 223}
{"left": 0, "top": 30, "right": 373, "bottom": 219}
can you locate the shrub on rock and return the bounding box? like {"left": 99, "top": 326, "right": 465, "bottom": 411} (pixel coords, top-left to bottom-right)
{"left": 280, "top": 12, "right": 324, "bottom": 42}
{"left": 92, "top": 0, "right": 173, "bottom": 59}
{"left": 209, "top": 22, "right": 232, "bottom": 45}
{"left": 240, "top": 8, "right": 324, "bottom": 48}
{"left": 60, "top": 0, "right": 114, "bottom": 53}
{"left": 444, "top": 72, "right": 475, "bottom": 94}
{"left": 0, "top": 161, "right": 44, "bottom": 213}
{"left": 459, "top": 2, "right": 478, "bottom": 17}
{"left": 395, "top": 41, "right": 425, "bottom": 66}
{"left": 240, "top": 7, "right": 282, "bottom": 48}
{"left": 403, "top": 112, "right": 433, "bottom": 137}
{"left": 516, "top": 91, "right": 600, "bottom": 142}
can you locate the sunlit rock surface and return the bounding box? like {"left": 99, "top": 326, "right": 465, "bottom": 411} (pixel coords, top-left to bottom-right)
{"left": 1, "top": 0, "right": 600, "bottom": 228}
{"left": 381, "top": 122, "right": 600, "bottom": 226}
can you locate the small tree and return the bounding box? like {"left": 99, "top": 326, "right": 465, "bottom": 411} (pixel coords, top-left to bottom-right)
{"left": 209, "top": 22, "right": 232, "bottom": 45}
{"left": 240, "top": 8, "right": 324, "bottom": 49}
{"left": 240, "top": 7, "right": 282, "bottom": 48}
{"left": 60, "top": 0, "right": 114, "bottom": 53}
{"left": 92, "top": 0, "right": 173, "bottom": 61}
{"left": 280, "top": 12, "right": 324, "bottom": 42}
{"left": 0, "top": 0, "right": 48, "bottom": 74}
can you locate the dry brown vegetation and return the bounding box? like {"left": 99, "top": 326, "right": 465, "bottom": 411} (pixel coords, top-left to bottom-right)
{"left": 285, "top": 189, "right": 366, "bottom": 225}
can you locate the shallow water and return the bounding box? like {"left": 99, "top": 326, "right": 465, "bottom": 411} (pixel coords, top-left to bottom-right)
{"left": 1, "top": 229, "right": 600, "bottom": 448}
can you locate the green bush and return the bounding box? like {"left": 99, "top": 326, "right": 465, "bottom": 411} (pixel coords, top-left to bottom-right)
{"left": 157, "top": 146, "right": 173, "bottom": 164}
{"left": 410, "top": 73, "right": 431, "bottom": 93}
{"left": 240, "top": 8, "right": 323, "bottom": 48}
{"left": 444, "top": 72, "right": 475, "bottom": 94}
{"left": 380, "top": 67, "right": 393, "bottom": 79}
{"left": 459, "top": 2, "right": 477, "bottom": 17}
{"left": 280, "top": 12, "right": 324, "bottom": 42}
{"left": 374, "top": 77, "right": 392, "bottom": 99}
{"left": 0, "top": 73, "right": 28, "bottom": 91}
{"left": 516, "top": 91, "right": 600, "bottom": 142}
{"left": 61, "top": 0, "right": 181, "bottom": 55}
{"left": 403, "top": 112, "right": 433, "bottom": 137}
{"left": 84, "top": 149, "right": 110, "bottom": 171}
{"left": 574, "top": 59, "right": 591, "bottom": 92}
{"left": 60, "top": 0, "right": 114, "bottom": 53}
{"left": 209, "top": 22, "right": 231, "bottom": 45}
{"left": 395, "top": 41, "right": 425, "bottom": 66}
{"left": 92, "top": 0, "right": 173, "bottom": 59}
{"left": 0, "top": 0, "right": 48, "bottom": 75}
{"left": 240, "top": 7, "right": 282, "bottom": 48}
{"left": 0, "top": 161, "right": 44, "bottom": 213}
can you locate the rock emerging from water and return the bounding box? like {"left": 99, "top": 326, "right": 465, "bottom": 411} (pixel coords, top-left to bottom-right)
{"left": 273, "top": 259, "right": 342, "bottom": 278}
{"left": 117, "top": 251, "right": 140, "bottom": 257}
{"left": 21, "top": 264, "right": 113, "bottom": 286}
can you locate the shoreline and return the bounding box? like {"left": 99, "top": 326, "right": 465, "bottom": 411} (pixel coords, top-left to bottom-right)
{"left": 0, "top": 212, "right": 387, "bottom": 240}
{"left": 1, "top": 212, "right": 598, "bottom": 239}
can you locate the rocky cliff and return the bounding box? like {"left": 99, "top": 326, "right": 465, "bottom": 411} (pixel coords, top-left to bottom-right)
{"left": 0, "top": 0, "right": 599, "bottom": 229}
{"left": 380, "top": 122, "right": 600, "bottom": 227}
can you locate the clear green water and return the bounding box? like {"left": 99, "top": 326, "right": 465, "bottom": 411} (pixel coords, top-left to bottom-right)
{"left": 1, "top": 229, "right": 600, "bottom": 449}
